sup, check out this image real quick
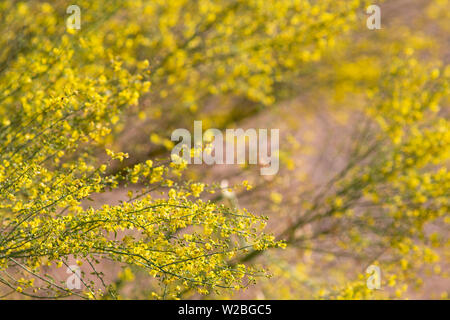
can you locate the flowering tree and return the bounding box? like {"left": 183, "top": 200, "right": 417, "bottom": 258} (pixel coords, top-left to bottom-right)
{"left": 0, "top": 0, "right": 448, "bottom": 299}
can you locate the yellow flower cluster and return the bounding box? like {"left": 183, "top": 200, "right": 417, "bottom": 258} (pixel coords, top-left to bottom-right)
{"left": 0, "top": 0, "right": 447, "bottom": 300}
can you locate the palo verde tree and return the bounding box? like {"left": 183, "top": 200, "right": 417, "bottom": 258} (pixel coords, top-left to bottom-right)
{"left": 0, "top": 0, "right": 448, "bottom": 300}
